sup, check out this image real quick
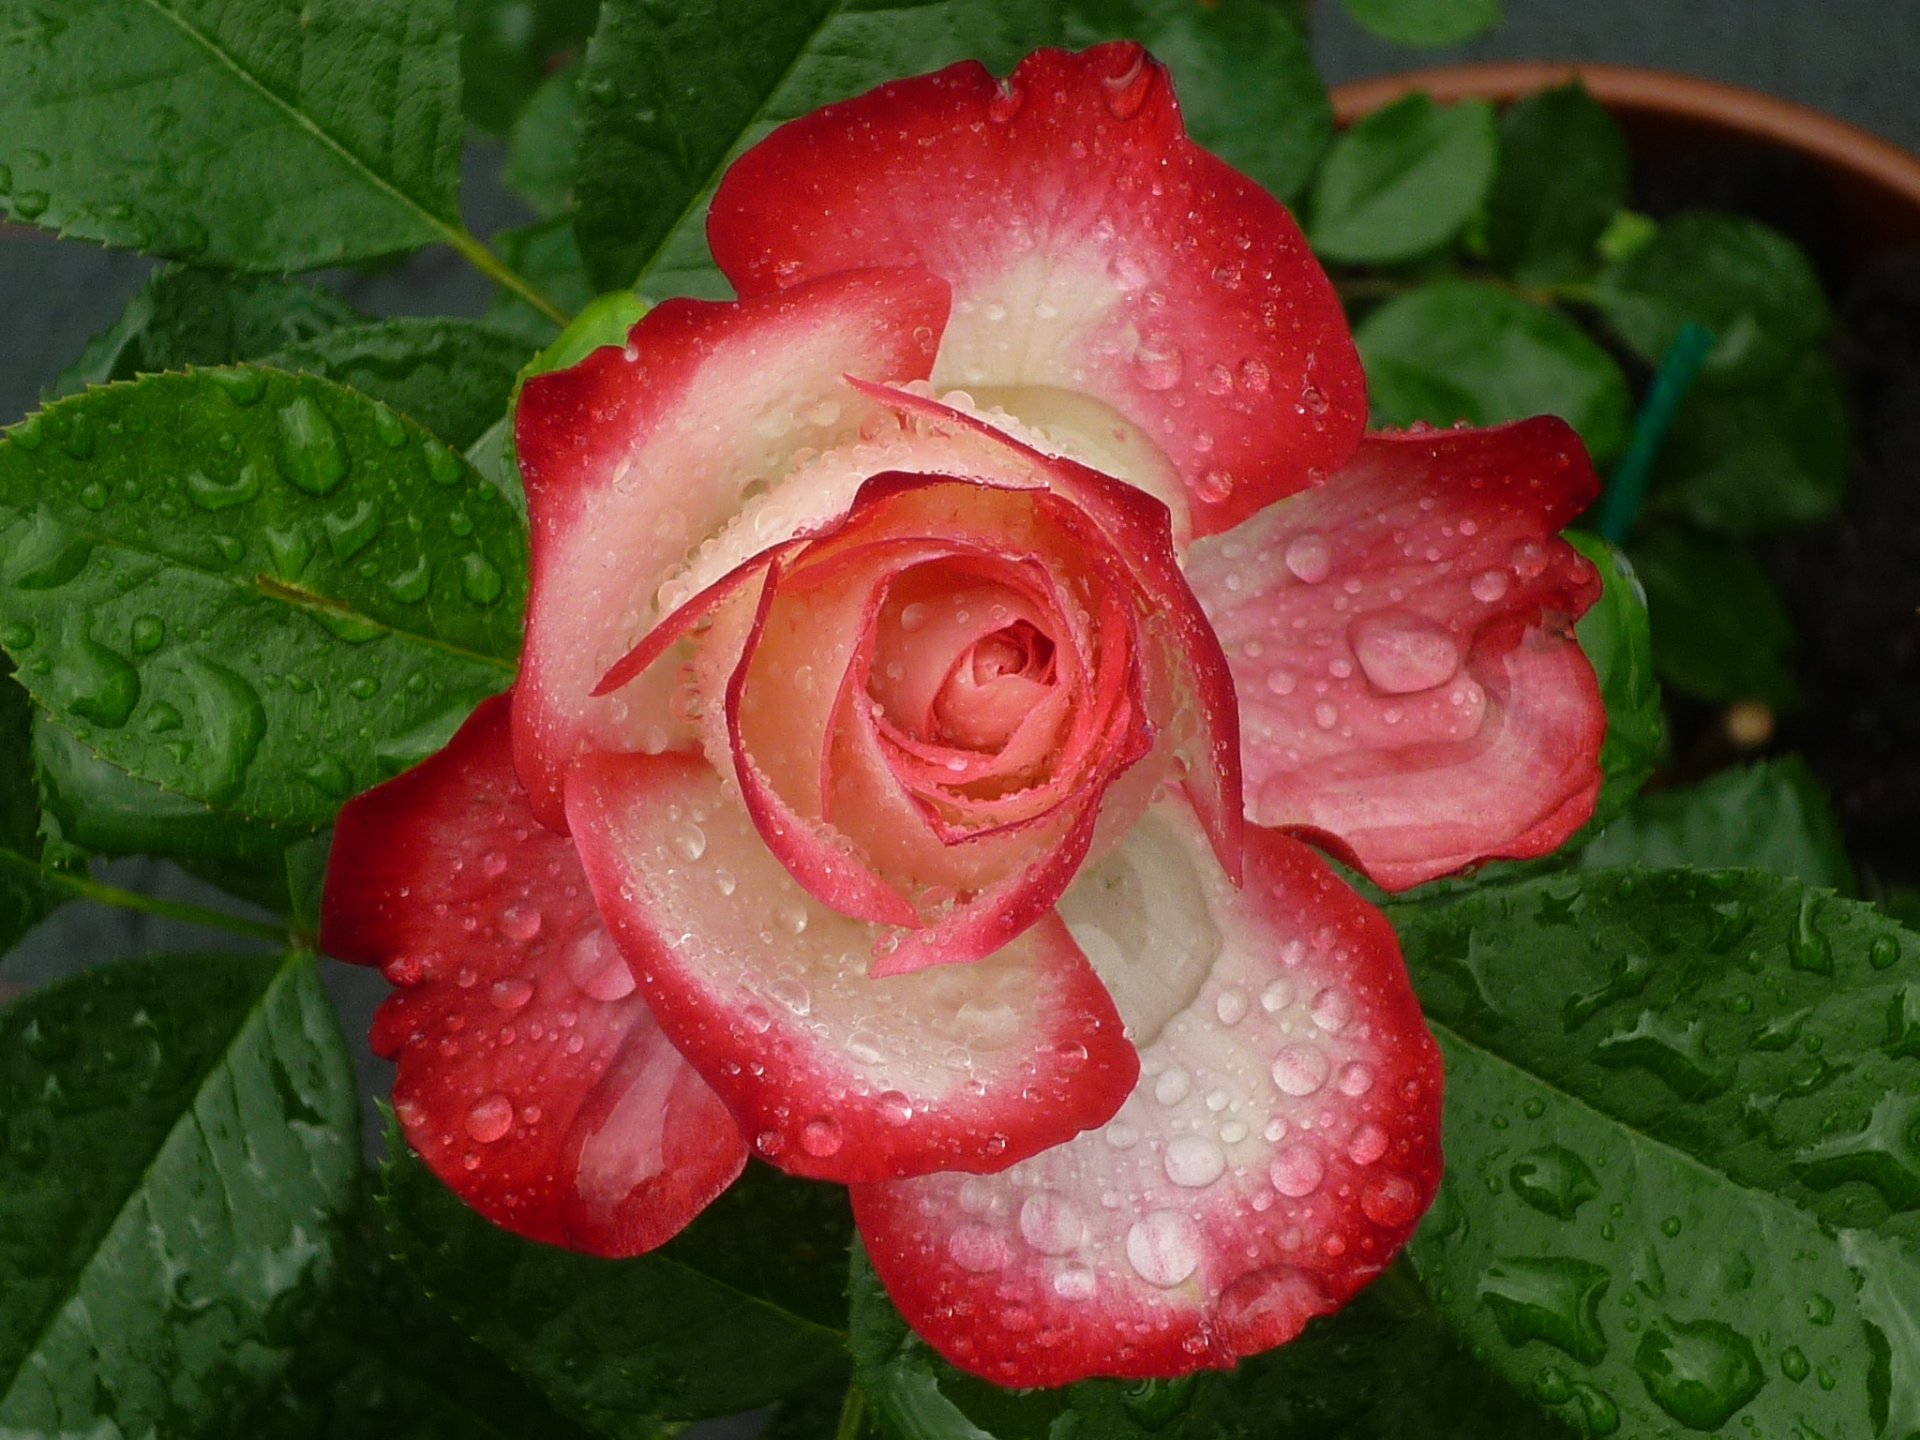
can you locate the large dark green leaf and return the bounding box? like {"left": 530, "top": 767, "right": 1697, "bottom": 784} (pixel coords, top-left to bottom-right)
{"left": 0, "top": 369, "right": 524, "bottom": 828}
{"left": 1578, "top": 758, "right": 1855, "bottom": 894}
{"left": 486, "top": 217, "right": 600, "bottom": 344}
{"left": 458, "top": 0, "right": 601, "bottom": 136}
{"left": 382, "top": 1148, "right": 852, "bottom": 1431}
{"left": 0, "top": 0, "right": 464, "bottom": 270}
{"left": 1063, "top": 0, "right": 1331, "bottom": 204}
{"left": 54, "top": 268, "right": 363, "bottom": 401}
{"left": 573, "top": 0, "right": 1053, "bottom": 296}
{"left": 1589, "top": 213, "right": 1831, "bottom": 385}
{"left": 850, "top": 1243, "right": 1564, "bottom": 1439}
{"left": 1651, "top": 348, "right": 1852, "bottom": 536}
{"left": 0, "top": 662, "right": 57, "bottom": 954}
{"left": 1628, "top": 525, "right": 1797, "bottom": 708}
{"left": 1337, "top": 0, "right": 1500, "bottom": 46}
{"left": 1307, "top": 94, "right": 1497, "bottom": 265}
{"left": 505, "top": 62, "right": 586, "bottom": 218}
{"left": 1567, "top": 533, "right": 1663, "bottom": 835}
{"left": 1486, "top": 83, "right": 1628, "bottom": 284}
{"left": 1394, "top": 869, "right": 1920, "bottom": 1440}
{"left": 0, "top": 950, "right": 358, "bottom": 1434}
{"left": 1356, "top": 281, "right": 1633, "bottom": 464}
{"left": 230, "top": 1187, "right": 606, "bottom": 1440}
{"left": 262, "top": 319, "right": 532, "bottom": 451}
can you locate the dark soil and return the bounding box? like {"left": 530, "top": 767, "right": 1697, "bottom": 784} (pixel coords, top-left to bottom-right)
{"left": 1634, "top": 143, "right": 1920, "bottom": 890}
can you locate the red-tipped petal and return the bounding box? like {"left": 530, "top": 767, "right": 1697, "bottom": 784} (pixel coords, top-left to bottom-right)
{"left": 564, "top": 749, "right": 1139, "bottom": 1183}
{"left": 322, "top": 696, "right": 745, "bottom": 1257}
{"left": 513, "top": 267, "right": 950, "bottom": 829}
{"left": 1184, "top": 419, "right": 1606, "bottom": 889}
{"left": 853, "top": 800, "right": 1442, "bottom": 1387}
{"left": 710, "top": 45, "right": 1364, "bottom": 536}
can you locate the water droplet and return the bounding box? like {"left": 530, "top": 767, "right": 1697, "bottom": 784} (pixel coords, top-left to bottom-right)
{"left": 275, "top": 396, "right": 349, "bottom": 495}
{"left": 948, "top": 1222, "right": 1011, "bottom": 1273}
{"left": 1350, "top": 610, "right": 1461, "bottom": 694}
{"left": 1154, "top": 1066, "right": 1193, "bottom": 1106}
{"left": 1789, "top": 892, "right": 1833, "bottom": 975}
{"left": 465, "top": 1094, "right": 514, "bottom": 1144}
{"left": 4, "top": 510, "right": 91, "bottom": 590}
{"left": 1133, "top": 337, "right": 1184, "bottom": 391}
{"left": 800, "top": 1116, "right": 842, "bottom": 1157}
{"left": 325, "top": 498, "right": 382, "bottom": 560}
{"left": 876, "top": 1090, "right": 913, "bottom": 1127}
{"left": 499, "top": 905, "right": 543, "bottom": 943}
{"left": 210, "top": 368, "right": 267, "bottom": 407}
{"left": 1869, "top": 934, "right": 1901, "bottom": 970}
{"left": 371, "top": 403, "right": 409, "bottom": 449}
{"left": 1164, "top": 1134, "right": 1227, "bottom": 1188}
{"left": 68, "top": 633, "right": 141, "bottom": 728}
{"left": 565, "top": 929, "right": 635, "bottom": 1001}
{"left": 300, "top": 754, "right": 351, "bottom": 798}
{"left": 1215, "top": 988, "right": 1248, "bottom": 1025}
{"left": 1126, "top": 1211, "right": 1200, "bottom": 1287}
{"left": 12, "top": 190, "right": 48, "bottom": 219}
{"left": 1510, "top": 1144, "right": 1601, "bottom": 1220}
{"left": 1283, "top": 532, "right": 1332, "bottom": 584}
{"left": 129, "top": 615, "right": 164, "bottom": 654}
{"left": 1791, "top": 1090, "right": 1920, "bottom": 1208}
{"left": 422, "top": 438, "right": 464, "bottom": 487}
{"left": 489, "top": 977, "right": 533, "bottom": 1011}
{"left": 265, "top": 523, "right": 313, "bottom": 582}
{"left": 1270, "top": 1143, "right": 1324, "bottom": 1197}
{"left": 1018, "top": 1191, "right": 1084, "bottom": 1254}
{"left": 1481, "top": 1256, "right": 1611, "bottom": 1364}
{"left": 1347, "top": 1122, "right": 1389, "bottom": 1164}
{"left": 78, "top": 480, "right": 107, "bottom": 511}
{"left": 1360, "top": 1172, "right": 1421, "bottom": 1227}
{"left": 1100, "top": 46, "right": 1154, "bottom": 120}
{"left": 1471, "top": 568, "right": 1511, "bottom": 603}
{"left": 670, "top": 822, "right": 708, "bottom": 861}
{"left": 461, "top": 553, "right": 504, "bottom": 606}
{"left": 1271, "top": 1043, "right": 1329, "bottom": 1096}
{"left": 1054, "top": 1263, "right": 1097, "bottom": 1300}
{"left": 1780, "top": 1345, "right": 1809, "bottom": 1382}
{"left": 388, "top": 554, "right": 432, "bottom": 604}
{"left": 1633, "top": 1317, "right": 1765, "bottom": 1430}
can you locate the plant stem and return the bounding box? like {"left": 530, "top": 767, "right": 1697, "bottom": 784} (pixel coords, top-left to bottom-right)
{"left": 835, "top": 1379, "right": 869, "bottom": 1440}
{"left": 442, "top": 224, "right": 570, "bottom": 328}
{"left": 23, "top": 859, "right": 286, "bottom": 943}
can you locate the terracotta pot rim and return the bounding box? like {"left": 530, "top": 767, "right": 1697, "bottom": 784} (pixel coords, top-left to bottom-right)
{"left": 1330, "top": 60, "right": 1920, "bottom": 222}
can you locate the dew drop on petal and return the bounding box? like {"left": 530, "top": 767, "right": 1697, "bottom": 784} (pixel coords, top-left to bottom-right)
{"left": 498, "top": 905, "right": 543, "bottom": 943}
{"left": 566, "top": 929, "right": 636, "bottom": 1001}
{"left": 1471, "top": 568, "right": 1511, "bottom": 603}
{"left": 1018, "top": 1191, "right": 1086, "bottom": 1255}
{"left": 488, "top": 977, "right": 533, "bottom": 1011}
{"left": 949, "top": 1222, "right": 1012, "bottom": 1273}
{"left": 1272, "top": 1044, "right": 1330, "bottom": 1097}
{"left": 1361, "top": 1172, "right": 1421, "bottom": 1227}
{"left": 1054, "top": 1262, "right": 1097, "bottom": 1301}
{"left": 1284, "top": 532, "right": 1332, "bottom": 584}
{"left": 1126, "top": 1211, "right": 1201, "bottom": 1287}
{"left": 800, "top": 1116, "right": 842, "bottom": 1157}
{"left": 1351, "top": 611, "right": 1461, "bottom": 695}
{"left": 465, "top": 1093, "right": 514, "bottom": 1144}
{"left": 1270, "top": 1143, "right": 1325, "bottom": 1198}
{"left": 1163, "top": 1134, "right": 1227, "bottom": 1188}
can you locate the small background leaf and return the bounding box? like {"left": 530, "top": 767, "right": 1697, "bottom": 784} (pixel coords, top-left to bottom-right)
{"left": 1309, "top": 94, "right": 1498, "bottom": 264}
{"left": 1486, "top": 83, "right": 1628, "bottom": 284}
{"left": 0, "top": 0, "right": 464, "bottom": 270}
{"left": 1629, "top": 525, "right": 1798, "bottom": 707}
{"left": 0, "top": 951, "right": 358, "bottom": 1435}
{"left": 458, "top": 0, "right": 601, "bottom": 136}
{"left": 1356, "top": 281, "right": 1633, "bottom": 464}
{"left": 1337, "top": 0, "right": 1501, "bottom": 47}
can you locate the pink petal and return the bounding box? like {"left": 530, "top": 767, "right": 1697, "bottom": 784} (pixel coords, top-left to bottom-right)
{"left": 565, "top": 749, "right": 1140, "bottom": 1183}
{"left": 513, "top": 267, "right": 949, "bottom": 829}
{"left": 709, "top": 44, "right": 1364, "bottom": 536}
{"left": 853, "top": 800, "right": 1442, "bottom": 1386}
{"left": 1184, "top": 419, "right": 1607, "bottom": 889}
{"left": 321, "top": 696, "right": 745, "bottom": 1257}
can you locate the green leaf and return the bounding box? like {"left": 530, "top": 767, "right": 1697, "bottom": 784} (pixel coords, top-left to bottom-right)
{"left": 1650, "top": 348, "right": 1852, "bottom": 536}
{"left": 486, "top": 217, "right": 599, "bottom": 344}
{"left": 1577, "top": 758, "right": 1855, "bottom": 894}
{"left": 0, "top": 950, "right": 358, "bottom": 1434}
{"left": 55, "top": 268, "right": 362, "bottom": 400}
{"left": 1063, "top": 0, "right": 1332, "bottom": 204}
{"left": 1308, "top": 94, "right": 1497, "bottom": 264}
{"left": 262, "top": 319, "right": 532, "bottom": 451}
{"left": 1590, "top": 213, "right": 1832, "bottom": 385}
{"left": 850, "top": 1242, "right": 1565, "bottom": 1440}
{"left": 381, "top": 1147, "right": 853, "bottom": 1430}
{"left": 506, "top": 62, "right": 586, "bottom": 218}
{"left": 1394, "top": 869, "right": 1920, "bottom": 1440}
{"left": 1356, "top": 280, "right": 1634, "bottom": 464}
{"left": 0, "top": 0, "right": 464, "bottom": 270}
{"left": 1628, "top": 524, "right": 1797, "bottom": 708}
{"left": 32, "top": 716, "right": 295, "bottom": 910}
{"left": 0, "top": 369, "right": 525, "bottom": 828}
{"left": 1486, "top": 83, "right": 1628, "bottom": 284}
{"left": 573, "top": 0, "right": 1055, "bottom": 296}
{"left": 0, "top": 661, "right": 58, "bottom": 954}
{"left": 1567, "top": 533, "right": 1663, "bottom": 835}
{"left": 228, "top": 1186, "right": 605, "bottom": 1440}
{"left": 1337, "top": 0, "right": 1501, "bottom": 46}
{"left": 458, "top": 0, "right": 601, "bottom": 136}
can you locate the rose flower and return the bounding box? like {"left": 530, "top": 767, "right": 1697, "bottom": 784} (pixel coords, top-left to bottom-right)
{"left": 323, "top": 43, "right": 1604, "bottom": 1387}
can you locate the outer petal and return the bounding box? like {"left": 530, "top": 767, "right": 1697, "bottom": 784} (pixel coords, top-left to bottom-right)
{"left": 565, "top": 749, "right": 1139, "bottom": 1183}
{"left": 321, "top": 696, "right": 745, "bottom": 1257}
{"left": 513, "top": 267, "right": 949, "bottom": 829}
{"left": 852, "top": 801, "right": 1442, "bottom": 1387}
{"left": 709, "top": 44, "right": 1365, "bottom": 536}
{"left": 1184, "top": 419, "right": 1607, "bottom": 890}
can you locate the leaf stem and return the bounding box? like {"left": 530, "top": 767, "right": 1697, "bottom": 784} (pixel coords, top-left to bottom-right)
{"left": 835, "top": 1379, "right": 868, "bottom": 1440}
{"left": 11, "top": 856, "right": 286, "bottom": 943}
{"left": 442, "top": 224, "right": 571, "bottom": 328}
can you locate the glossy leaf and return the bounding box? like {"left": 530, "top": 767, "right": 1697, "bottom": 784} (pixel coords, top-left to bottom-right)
{"left": 0, "top": 0, "right": 464, "bottom": 270}
{"left": 1651, "top": 348, "right": 1852, "bottom": 536}
{"left": 54, "top": 268, "right": 361, "bottom": 400}
{"left": 0, "top": 663, "right": 58, "bottom": 954}
{"left": 0, "top": 369, "right": 524, "bottom": 828}
{"left": 849, "top": 1242, "right": 1564, "bottom": 1439}
{"left": 1337, "top": 0, "right": 1501, "bottom": 46}
{"left": 1590, "top": 213, "right": 1831, "bottom": 385}
{"left": 1629, "top": 525, "right": 1797, "bottom": 708}
{"left": 505, "top": 62, "right": 585, "bottom": 218}
{"left": 1578, "top": 758, "right": 1855, "bottom": 894}
{"left": 1063, "top": 0, "right": 1332, "bottom": 204}
{"left": 262, "top": 319, "right": 531, "bottom": 450}
{"left": 1567, "top": 533, "right": 1662, "bottom": 836}
{"left": 1395, "top": 869, "right": 1920, "bottom": 1440}
{"left": 0, "top": 951, "right": 358, "bottom": 1435}
{"left": 573, "top": 0, "right": 1053, "bottom": 295}
{"left": 1357, "top": 281, "right": 1633, "bottom": 464}
{"left": 1308, "top": 94, "right": 1497, "bottom": 264}
{"left": 458, "top": 0, "right": 600, "bottom": 135}
{"left": 1486, "top": 83, "right": 1628, "bottom": 284}
{"left": 381, "top": 1147, "right": 852, "bottom": 1430}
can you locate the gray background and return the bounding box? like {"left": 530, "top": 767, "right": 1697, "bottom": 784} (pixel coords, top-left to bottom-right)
{"left": 1, "top": 0, "right": 1916, "bottom": 1431}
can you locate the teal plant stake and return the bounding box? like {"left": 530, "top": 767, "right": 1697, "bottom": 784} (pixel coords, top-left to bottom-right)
{"left": 1598, "top": 321, "right": 1716, "bottom": 542}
